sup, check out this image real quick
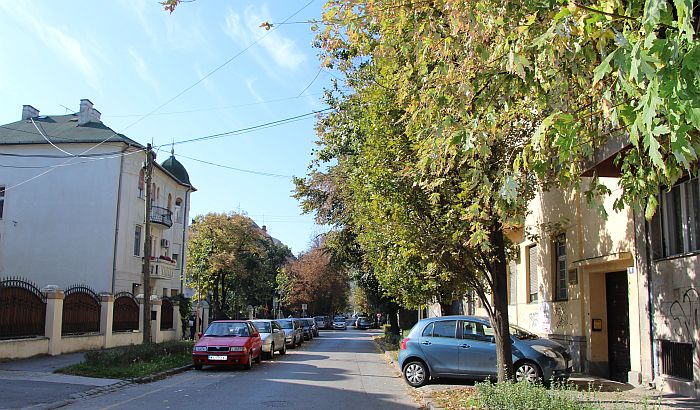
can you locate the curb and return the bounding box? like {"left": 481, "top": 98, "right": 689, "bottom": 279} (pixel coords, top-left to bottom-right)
{"left": 372, "top": 337, "right": 441, "bottom": 410}
{"left": 128, "top": 363, "right": 194, "bottom": 384}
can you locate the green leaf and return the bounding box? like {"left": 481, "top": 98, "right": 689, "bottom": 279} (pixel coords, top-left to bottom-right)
{"left": 593, "top": 50, "right": 618, "bottom": 86}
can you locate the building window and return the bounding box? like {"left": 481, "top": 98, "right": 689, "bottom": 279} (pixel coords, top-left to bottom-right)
{"left": 657, "top": 178, "right": 700, "bottom": 257}
{"left": 172, "top": 250, "right": 180, "bottom": 269}
{"left": 508, "top": 261, "right": 517, "bottom": 305}
{"left": 132, "top": 283, "right": 141, "bottom": 296}
{"left": 134, "top": 225, "right": 142, "bottom": 256}
{"left": 138, "top": 169, "right": 145, "bottom": 198}
{"left": 175, "top": 197, "right": 183, "bottom": 223}
{"left": 167, "top": 193, "right": 172, "bottom": 211}
{"left": 528, "top": 245, "right": 539, "bottom": 303}
{"left": 0, "top": 186, "right": 5, "bottom": 219}
{"left": 554, "top": 234, "right": 568, "bottom": 301}
{"left": 171, "top": 289, "right": 179, "bottom": 297}
{"left": 660, "top": 340, "right": 694, "bottom": 380}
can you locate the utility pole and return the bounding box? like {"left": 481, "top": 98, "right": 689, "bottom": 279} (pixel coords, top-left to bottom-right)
{"left": 142, "top": 144, "right": 154, "bottom": 344}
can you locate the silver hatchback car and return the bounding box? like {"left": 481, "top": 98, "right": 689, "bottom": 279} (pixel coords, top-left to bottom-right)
{"left": 398, "top": 316, "right": 572, "bottom": 387}
{"left": 252, "top": 319, "right": 287, "bottom": 359}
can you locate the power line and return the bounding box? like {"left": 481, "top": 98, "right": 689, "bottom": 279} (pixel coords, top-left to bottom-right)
{"left": 31, "top": 118, "right": 76, "bottom": 157}
{"left": 123, "top": 0, "right": 317, "bottom": 136}
{"left": 157, "top": 108, "right": 331, "bottom": 148}
{"left": 103, "top": 92, "right": 325, "bottom": 118}
{"left": 176, "top": 153, "right": 292, "bottom": 178}
{"left": 0, "top": 151, "right": 125, "bottom": 158}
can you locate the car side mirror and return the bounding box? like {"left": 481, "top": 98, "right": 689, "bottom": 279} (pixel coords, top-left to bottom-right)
{"left": 490, "top": 336, "right": 496, "bottom": 343}
{"left": 273, "top": 329, "right": 279, "bottom": 333}
{"left": 197, "top": 332, "right": 203, "bottom": 339}
{"left": 253, "top": 332, "right": 260, "bottom": 338}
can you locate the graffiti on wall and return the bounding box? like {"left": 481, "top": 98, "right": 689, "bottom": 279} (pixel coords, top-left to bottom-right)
{"left": 669, "top": 288, "right": 699, "bottom": 343}
{"left": 553, "top": 304, "right": 573, "bottom": 329}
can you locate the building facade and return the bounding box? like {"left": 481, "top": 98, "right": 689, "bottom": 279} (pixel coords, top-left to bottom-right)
{"left": 0, "top": 99, "right": 195, "bottom": 298}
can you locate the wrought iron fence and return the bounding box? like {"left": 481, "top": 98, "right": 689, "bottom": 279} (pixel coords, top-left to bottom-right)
{"left": 0, "top": 277, "right": 46, "bottom": 339}
{"left": 113, "top": 292, "right": 139, "bottom": 332}
{"left": 62, "top": 285, "right": 100, "bottom": 335}
{"left": 161, "top": 298, "right": 174, "bottom": 330}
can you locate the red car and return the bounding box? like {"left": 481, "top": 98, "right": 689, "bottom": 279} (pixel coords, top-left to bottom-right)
{"left": 192, "top": 320, "right": 263, "bottom": 370}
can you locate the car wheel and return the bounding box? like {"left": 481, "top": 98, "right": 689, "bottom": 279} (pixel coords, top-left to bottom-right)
{"left": 254, "top": 349, "right": 262, "bottom": 364}
{"left": 194, "top": 364, "right": 202, "bottom": 370}
{"left": 403, "top": 360, "right": 429, "bottom": 387}
{"left": 267, "top": 343, "right": 275, "bottom": 360}
{"left": 280, "top": 342, "right": 287, "bottom": 355}
{"left": 244, "top": 352, "right": 253, "bottom": 370}
{"left": 515, "top": 361, "right": 542, "bottom": 383}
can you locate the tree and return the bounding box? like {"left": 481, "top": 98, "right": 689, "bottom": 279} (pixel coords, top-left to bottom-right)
{"left": 186, "top": 212, "right": 290, "bottom": 319}
{"left": 283, "top": 240, "right": 350, "bottom": 316}
{"left": 307, "top": 0, "right": 700, "bottom": 381}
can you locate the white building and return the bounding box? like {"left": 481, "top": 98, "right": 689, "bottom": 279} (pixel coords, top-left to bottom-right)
{"left": 0, "top": 99, "right": 195, "bottom": 298}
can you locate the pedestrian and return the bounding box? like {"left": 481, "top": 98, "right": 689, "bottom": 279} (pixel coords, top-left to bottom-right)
{"left": 189, "top": 314, "right": 196, "bottom": 340}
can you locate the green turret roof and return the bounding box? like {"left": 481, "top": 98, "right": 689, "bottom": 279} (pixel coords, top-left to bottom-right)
{"left": 161, "top": 151, "right": 191, "bottom": 186}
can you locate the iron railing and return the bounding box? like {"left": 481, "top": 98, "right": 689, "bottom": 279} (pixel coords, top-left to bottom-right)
{"left": 660, "top": 340, "right": 694, "bottom": 381}
{"left": 0, "top": 277, "right": 46, "bottom": 339}
{"left": 62, "top": 285, "right": 100, "bottom": 335}
{"left": 150, "top": 206, "right": 173, "bottom": 228}
{"left": 113, "top": 292, "right": 139, "bottom": 332}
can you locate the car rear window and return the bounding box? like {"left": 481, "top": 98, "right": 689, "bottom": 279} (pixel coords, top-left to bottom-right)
{"left": 432, "top": 320, "right": 457, "bottom": 338}
{"left": 252, "top": 321, "right": 271, "bottom": 333}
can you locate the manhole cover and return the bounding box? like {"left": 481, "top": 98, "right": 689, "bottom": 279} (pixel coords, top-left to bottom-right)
{"left": 262, "top": 400, "right": 289, "bottom": 408}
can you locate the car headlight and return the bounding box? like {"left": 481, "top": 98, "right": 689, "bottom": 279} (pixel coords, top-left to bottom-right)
{"left": 532, "top": 345, "right": 559, "bottom": 358}
{"left": 229, "top": 346, "right": 246, "bottom": 352}
{"left": 193, "top": 346, "right": 207, "bottom": 352}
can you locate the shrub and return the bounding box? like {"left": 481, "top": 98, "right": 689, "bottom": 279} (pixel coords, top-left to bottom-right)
{"left": 475, "top": 380, "right": 600, "bottom": 410}
{"left": 84, "top": 340, "right": 194, "bottom": 366}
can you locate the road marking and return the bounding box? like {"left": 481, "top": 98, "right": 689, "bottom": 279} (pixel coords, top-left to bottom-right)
{"left": 97, "top": 373, "right": 217, "bottom": 410}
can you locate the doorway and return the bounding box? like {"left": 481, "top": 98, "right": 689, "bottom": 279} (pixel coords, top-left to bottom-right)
{"left": 605, "top": 271, "right": 631, "bottom": 382}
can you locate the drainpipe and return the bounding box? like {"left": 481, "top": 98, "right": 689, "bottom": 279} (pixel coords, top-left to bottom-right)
{"left": 179, "top": 187, "right": 191, "bottom": 294}
{"left": 641, "top": 212, "right": 657, "bottom": 386}
{"left": 111, "top": 145, "right": 130, "bottom": 294}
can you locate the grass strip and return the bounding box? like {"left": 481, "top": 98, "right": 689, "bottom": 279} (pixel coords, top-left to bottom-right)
{"left": 56, "top": 340, "right": 193, "bottom": 379}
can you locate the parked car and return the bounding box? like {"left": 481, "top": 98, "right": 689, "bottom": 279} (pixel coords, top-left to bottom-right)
{"left": 277, "top": 319, "right": 304, "bottom": 348}
{"left": 333, "top": 316, "right": 347, "bottom": 330}
{"left": 314, "top": 315, "right": 330, "bottom": 330}
{"left": 252, "top": 319, "right": 287, "bottom": 359}
{"left": 296, "top": 318, "right": 314, "bottom": 340}
{"left": 303, "top": 318, "right": 319, "bottom": 337}
{"left": 356, "top": 317, "right": 373, "bottom": 330}
{"left": 192, "top": 320, "right": 263, "bottom": 370}
{"left": 398, "top": 316, "right": 573, "bottom": 387}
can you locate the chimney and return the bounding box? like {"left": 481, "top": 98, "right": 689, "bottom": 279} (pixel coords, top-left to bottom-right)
{"left": 78, "top": 99, "right": 99, "bottom": 125}
{"left": 22, "top": 105, "right": 40, "bottom": 120}
{"left": 262, "top": 225, "right": 267, "bottom": 233}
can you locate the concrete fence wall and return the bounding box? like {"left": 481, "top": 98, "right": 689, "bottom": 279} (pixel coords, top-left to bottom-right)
{"left": 0, "top": 286, "right": 189, "bottom": 360}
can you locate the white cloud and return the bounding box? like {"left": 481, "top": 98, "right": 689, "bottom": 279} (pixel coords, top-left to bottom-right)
{"left": 245, "top": 78, "right": 264, "bottom": 103}
{"left": 0, "top": 1, "right": 102, "bottom": 91}
{"left": 224, "top": 5, "right": 307, "bottom": 71}
{"left": 128, "top": 47, "right": 160, "bottom": 93}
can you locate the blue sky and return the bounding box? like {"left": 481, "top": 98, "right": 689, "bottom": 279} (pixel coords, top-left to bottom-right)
{"left": 0, "top": 0, "right": 333, "bottom": 255}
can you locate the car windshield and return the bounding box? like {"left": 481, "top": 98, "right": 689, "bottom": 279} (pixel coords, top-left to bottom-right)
{"left": 252, "top": 321, "right": 271, "bottom": 333}
{"left": 334, "top": 317, "right": 345, "bottom": 322}
{"left": 204, "top": 322, "right": 249, "bottom": 337}
{"left": 510, "top": 324, "right": 539, "bottom": 340}
{"left": 278, "top": 320, "right": 293, "bottom": 329}
{"left": 359, "top": 318, "right": 370, "bottom": 323}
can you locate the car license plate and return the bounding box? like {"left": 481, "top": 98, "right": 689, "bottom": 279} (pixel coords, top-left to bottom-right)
{"left": 208, "top": 355, "right": 227, "bottom": 361}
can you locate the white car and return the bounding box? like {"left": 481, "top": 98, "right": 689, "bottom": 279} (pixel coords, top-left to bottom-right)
{"left": 333, "top": 316, "right": 347, "bottom": 330}
{"left": 252, "top": 319, "right": 287, "bottom": 359}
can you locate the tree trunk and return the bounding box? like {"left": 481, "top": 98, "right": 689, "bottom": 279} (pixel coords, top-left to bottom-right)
{"left": 490, "top": 223, "right": 514, "bottom": 381}
{"left": 387, "top": 305, "right": 400, "bottom": 335}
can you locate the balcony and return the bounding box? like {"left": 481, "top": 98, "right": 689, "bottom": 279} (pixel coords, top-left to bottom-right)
{"left": 581, "top": 133, "right": 631, "bottom": 178}
{"left": 150, "top": 259, "right": 176, "bottom": 280}
{"left": 150, "top": 206, "right": 173, "bottom": 228}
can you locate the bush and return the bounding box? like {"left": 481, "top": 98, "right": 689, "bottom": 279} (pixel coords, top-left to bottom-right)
{"left": 383, "top": 324, "right": 402, "bottom": 346}
{"left": 476, "top": 380, "right": 600, "bottom": 410}
{"left": 84, "top": 340, "right": 194, "bottom": 366}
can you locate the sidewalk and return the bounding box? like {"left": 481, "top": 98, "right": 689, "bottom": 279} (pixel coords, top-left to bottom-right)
{"left": 0, "top": 353, "right": 125, "bottom": 409}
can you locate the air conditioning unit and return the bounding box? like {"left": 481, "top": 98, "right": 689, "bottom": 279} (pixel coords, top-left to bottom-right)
{"left": 160, "top": 239, "right": 170, "bottom": 248}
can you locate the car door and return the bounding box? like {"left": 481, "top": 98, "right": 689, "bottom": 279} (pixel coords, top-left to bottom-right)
{"left": 417, "top": 320, "right": 460, "bottom": 375}
{"left": 273, "top": 322, "right": 285, "bottom": 348}
{"left": 458, "top": 320, "right": 497, "bottom": 376}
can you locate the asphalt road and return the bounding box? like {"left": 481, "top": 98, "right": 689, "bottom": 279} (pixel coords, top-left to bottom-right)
{"left": 63, "top": 329, "right": 419, "bottom": 410}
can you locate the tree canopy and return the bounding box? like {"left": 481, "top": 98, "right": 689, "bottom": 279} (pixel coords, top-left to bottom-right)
{"left": 294, "top": 0, "right": 700, "bottom": 380}
{"left": 186, "top": 212, "right": 292, "bottom": 319}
